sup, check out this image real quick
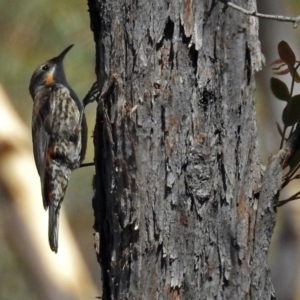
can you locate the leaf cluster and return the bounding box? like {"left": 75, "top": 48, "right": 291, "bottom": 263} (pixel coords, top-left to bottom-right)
{"left": 271, "top": 41, "right": 300, "bottom": 206}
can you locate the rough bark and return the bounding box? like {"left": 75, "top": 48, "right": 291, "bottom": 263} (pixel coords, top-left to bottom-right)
{"left": 87, "top": 0, "right": 282, "bottom": 299}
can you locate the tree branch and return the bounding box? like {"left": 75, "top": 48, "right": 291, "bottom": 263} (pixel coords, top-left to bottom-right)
{"left": 221, "top": 0, "right": 300, "bottom": 28}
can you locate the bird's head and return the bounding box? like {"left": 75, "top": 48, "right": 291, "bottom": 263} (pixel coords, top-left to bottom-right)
{"left": 29, "top": 45, "right": 74, "bottom": 98}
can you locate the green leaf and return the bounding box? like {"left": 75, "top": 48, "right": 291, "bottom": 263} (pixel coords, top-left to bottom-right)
{"left": 288, "top": 64, "right": 300, "bottom": 83}
{"left": 295, "top": 71, "right": 300, "bottom": 83}
{"left": 278, "top": 41, "right": 296, "bottom": 66}
{"left": 282, "top": 95, "right": 300, "bottom": 126}
{"left": 270, "top": 77, "right": 290, "bottom": 101}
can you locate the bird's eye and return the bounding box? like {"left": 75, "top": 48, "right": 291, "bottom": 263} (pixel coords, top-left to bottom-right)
{"left": 42, "top": 65, "right": 49, "bottom": 71}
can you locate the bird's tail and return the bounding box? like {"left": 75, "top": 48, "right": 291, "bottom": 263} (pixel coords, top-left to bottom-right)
{"left": 45, "top": 161, "right": 72, "bottom": 253}
{"left": 49, "top": 203, "right": 60, "bottom": 253}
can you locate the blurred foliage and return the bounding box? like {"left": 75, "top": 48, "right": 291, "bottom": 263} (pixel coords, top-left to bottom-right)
{"left": 0, "top": 241, "right": 39, "bottom": 300}
{"left": 0, "top": 0, "right": 95, "bottom": 119}
{"left": 269, "top": 41, "right": 300, "bottom": 206}
{"left": 0, "top": 0, "right": 98, "bottom": 299}
{"left": 257, "top": 1, "right": 300, "bottom": 299}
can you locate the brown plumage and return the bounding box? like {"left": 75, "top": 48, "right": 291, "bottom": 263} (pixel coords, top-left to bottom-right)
{"left": 29, "top": 45, "right": 87, "bottom": 252}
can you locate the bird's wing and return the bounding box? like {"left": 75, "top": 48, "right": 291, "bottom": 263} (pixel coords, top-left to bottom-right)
{"left": 68, "top": 86, "right": 87, "bottom": 163}
{"left": 32, "top": 91, "right": 51, "bottom": 209}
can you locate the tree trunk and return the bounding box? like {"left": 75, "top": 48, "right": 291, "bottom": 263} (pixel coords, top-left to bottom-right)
{"left": 87, "top": 0, "right": 282, "bottom": 299}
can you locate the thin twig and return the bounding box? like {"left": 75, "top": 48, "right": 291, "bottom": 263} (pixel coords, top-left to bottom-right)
{"left": 275, "top": 193, "right": 300, "bottom": 207}
{"left": 286, "top": 174, "right": 300, "bottom": 183}
{"left": 221, "top": 1, "right": 300, "bottom": 28}
{"left": 281, "top": 164, "right": 300, "bottom": 189}
{"left": 80, "top": 162, "right": 95, "bottom": 168}
{"left": 280, "top": 126, "right": 287, "bottom": 150}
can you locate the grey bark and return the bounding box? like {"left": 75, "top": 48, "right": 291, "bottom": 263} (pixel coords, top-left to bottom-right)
{"left": 87, "top": 0, "right": 282, "bottom": 299}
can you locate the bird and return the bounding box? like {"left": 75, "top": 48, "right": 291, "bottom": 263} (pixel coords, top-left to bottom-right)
{"left": 29, "top": 45, "right": 87, "bottom": 253}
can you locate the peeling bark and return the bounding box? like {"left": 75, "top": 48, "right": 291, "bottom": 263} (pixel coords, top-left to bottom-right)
{"left": 88, "top": 0, "right": 281, "bottom": 299}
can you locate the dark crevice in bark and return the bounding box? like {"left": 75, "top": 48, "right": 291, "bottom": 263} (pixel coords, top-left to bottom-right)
{"left": 235, "top": 125, "right": 241, "bottom": 180}
{"left": 156, "top": 242, "right": 167, "bottom": 272}
{"left": 124, "top": 28, "right": 137, "bottom": 79}
{"left": 147, "top": 29, "right": 154, "bottom": 46}
{"left": 163, "top": 17, "right": 174, "bottom": 41}
{"left": 200, "top": 87, "right": 216, "bottom": 112}
{"left": 156, "top": 17, "right": 174, "bottom": 51}
{"left": 189, "top": 44, "right": 198, "bottom": 75}
{"left": 179, "top": 20, "right": 198, "bottom": 74}
{"left": 212, "top": 31, "right": 218, "bottom": 63}
{"left": 218, "top": 152, "right": 227, "bottom": 195}
{"left": 203, "top": 0, "right": 218, "bottom": 26}
{"left": 180, "top": 21, "right": 191, "bottom": 45}
{"left": 245, "top": 42, "right": 252, "bottom": 86}
{"left": 156, "top": 41, "right": 163, "bottom": 52}
{"left": 169, "top": 42, "right": 175, "bottom": 70}
{"left": 93, "top": 101, "right": 115, "bottom": 298}
{"left": 161, "top": 105, "right": 166, "bottom": 134}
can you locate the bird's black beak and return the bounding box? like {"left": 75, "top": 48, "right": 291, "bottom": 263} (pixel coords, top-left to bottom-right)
{"left": 53, "top": 44, "right": 74, "bottom": 63}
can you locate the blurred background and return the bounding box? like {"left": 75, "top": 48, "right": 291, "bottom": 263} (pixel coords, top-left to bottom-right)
{"left": 257, "top": 1, "right": 300, "bottom": 300}
{"left": 0, "top": 0, "right": 99, "bottom": 299}
{"left": 1, "top": 0, "right": 300, "bottom": 299}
